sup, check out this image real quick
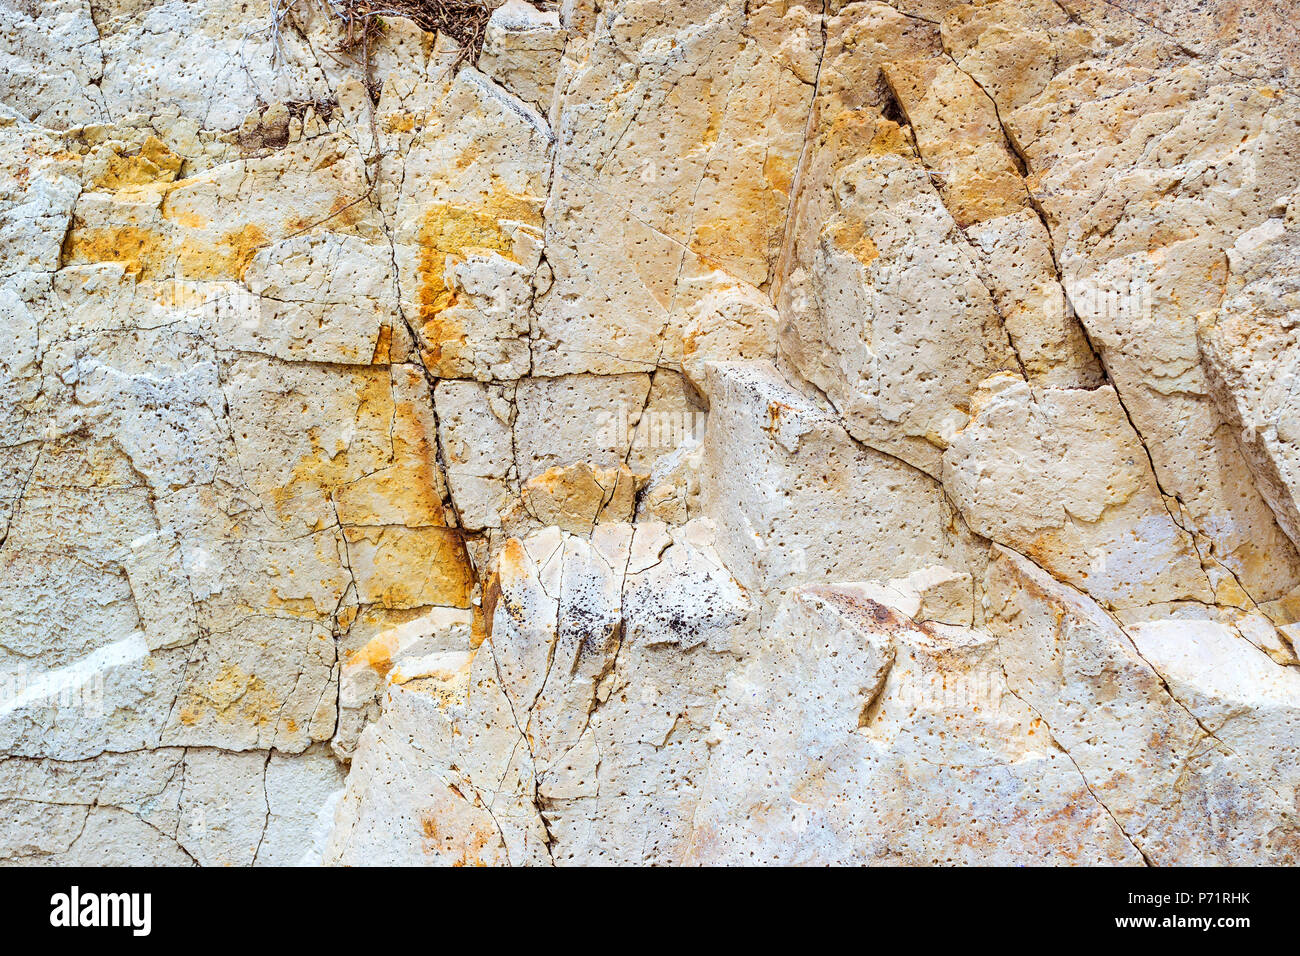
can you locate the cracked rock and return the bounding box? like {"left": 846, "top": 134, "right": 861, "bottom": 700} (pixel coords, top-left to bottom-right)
{"left": 1, "top": 0, "right": 1298, "bottom": 866}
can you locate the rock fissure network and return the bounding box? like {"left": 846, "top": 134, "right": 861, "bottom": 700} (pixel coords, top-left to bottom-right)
{"left": 2, "top": 0, "right": 1299, "bottom": 865}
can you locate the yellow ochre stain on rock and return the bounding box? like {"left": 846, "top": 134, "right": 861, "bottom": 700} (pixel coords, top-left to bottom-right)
{"left": 91, "top": 136, "right": 184, "bottom": 194}
{"left": 384, "top": 113, "right": 417, "bottom": 133}
{"left": 346, "top": 631, "right": 397, "bottom": 679}
{"left": 177, "top": 664, "right": 281, "bottom": 731}
{"left": 63, "top": 225, "right": 166, "bottom": 278}
{"left": 828, "top": 218, "right": 880, "bottom": 266}
{"left": 272, "top": 369, "right": 454, "bottom": 530}
{"left": 763, "top": 152, "right": 795, "bottom": 196}
{"left": 415, "top": 192, "right": 542, "bottom": 373}
{"left": 65, "top": 222, "right": 269, "bottom": 281}
{"left": 178, "top": 223, "right": 268, "bottom": 280}
{"left": 270, "top": 372, "right": 390, "bottom": 528}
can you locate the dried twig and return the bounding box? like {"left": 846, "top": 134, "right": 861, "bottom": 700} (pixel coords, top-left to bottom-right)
{"left": 326, "top": 0, "right": 494, "bottom": 72}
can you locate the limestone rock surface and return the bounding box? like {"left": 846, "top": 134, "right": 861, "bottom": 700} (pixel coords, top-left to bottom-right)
{"left": 1, "top": 0, "right": 1299, "bottom": 865}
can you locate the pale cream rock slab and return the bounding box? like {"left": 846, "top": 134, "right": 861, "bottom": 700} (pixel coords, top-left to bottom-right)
{"left": 626, "top": 369, "right": 707, "bottom": 472}
{"left": 325, "top": 532, "right": 566, "bottom": 863}
{"left": 513, "top": 372, "right": 652, "bottom": 477}
{"left": 322, "top": 681, "right": 529, "bottom": 867}
{"left": 371, "top": 43, "right": 453, "bottom": 163}
{"left": 430, "top": 251, "right": 537, "bottom": 381}
{"left": 523, "top": 527, "right": 630, "bottom": 784}
{"left": 964, "top": 209, "right": 1104, "bottom": 388}
{"left": 14, "top": 251, "right": 467, "bottom": 758}
{"left": 40, "top": 263, "right": 141, "bottom": 345}
{"left": 327, "top": 527, "right": 666, "bottom": 865}
{"left": 0, "top": 287, "right": 41, "bottom": 440}
{"left": 0, "top": 749, "right": 340, "bottom": 868}
{"left": 698, "top": 361, "right": 958, "bottom": 604}
{"left": 257, "top": 747, "right": 348, "bottom": 867}
{"left": 0, "top": 749, "right": 189, "bottom": 864}
{"left": 0, "top": 467, "right": 200, "bottom": 761}
{"left": 162, "top": 614, "right": 336, "bottom": 753}
{"left": 332, "top": 11, "right": 447, "bottom": 108}
{"left": 59, "top": 328, "right": 227, "bottom": 492}
{"left": 478, "top": 0, "right": 567, "bottom": 114}
{"left": 388, "top": 64, "right": 551, "bottom": 220}
{"left": 122, "top": 526, "right": 203, "bottom": 651}
{"left": 0, "top": 442, "right": 39, "bottom": 543}
{"left": 679, "top": 279, "right": 778, "bottom": 393}
{"left": 532, "top": 169, "right": 680, "bottom": 375}
{"left": 0, "top": 113, "right": 83, "bottom": 278}
{"left": 899, "top": 564, "right": 975, "bottom": 627}
{"left": 3, "top": 460, "right": 160, "bottom": 563}
{"left": 235, "top": 231, "right": 400, "bottom": 365}
{"left": 679, "top": 0, "right": 820, "bottom": 287}
{"left": 0, "top": 800, "right": 98, "bottom": 863}
{"left": 35, "top": 806, "right": 197, "bottom": 865}
{"left": 153, "top": 485, "right": 353, "bottom": 629}
{"left": 433, "top": 379, "right": 518, "bottom": 531}
{"left": 977, "top": 9, "right": 1300, "bottom": 604}
{"left": 943, "top": 377, "right": 1213, "bottom": 608}
{"left": 0, "top": 0, "right": 105, "bottom": 128}
{"left": 3, "top": 329, "right": 422, "bottom": 760}
{"left": 1062, "top": 0, "right": 1300, "bottom": 80}
{"left": 0, "top": 636, "right": 190, "bottom": 761}
{"left": 778, "top": 144, "right": 1015, "bottom": 476}
{"left": 534, "top": 0, "right": 817, "bottom": 375}
{"left": 1234, "top": 610, "right": 1300, "bottom": 667}
{"left": 1198, "top": 201, "right": 1300, "bottom": 554}
{"left": 999, "top": 44, "right": 1204, "bottom": 193}
{"left": 686, "top": 583, "right": 1141, "bottom": 864}
{"left": 773, "top": 2, "right": 943, "bottom": 417}
{"left": 984, "top": 546, "right": 1300, "bottom": 864}
{"left": 176, "top": 748, "right": 270, "bottom": 867}
{"left": 636, "top": 436, "right": 704, "bottom": 527}
{"left": 93, "top": 0, "right": 332, "bottom": 131}
{"left": 0, "top": 546, "right": 139, "bottom": 667}
{"left": 1128, "top": 618, "right": 1300, "bottom": 809}
{"left": 766, "top": 564, "right": 973, "bottom": 628}
{"left": 1060, "top": 222, "right": 1300, "bottom": 603}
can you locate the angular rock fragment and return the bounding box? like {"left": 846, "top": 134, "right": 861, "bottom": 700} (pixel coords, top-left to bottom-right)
{"left": 944, "top": 376, "right": 1212, "bottom": 608}
{"left": 688, "top": 581, "right": 1142, "bottom": 864}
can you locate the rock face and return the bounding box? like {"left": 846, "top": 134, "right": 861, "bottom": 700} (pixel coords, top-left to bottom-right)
{"left": 1, "top": 0, "right": 1298, "bottom": 866}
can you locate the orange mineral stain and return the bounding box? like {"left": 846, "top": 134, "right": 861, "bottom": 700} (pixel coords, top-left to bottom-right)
{"left": 414, "top": 192, "right": 541, "bottom": 373}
